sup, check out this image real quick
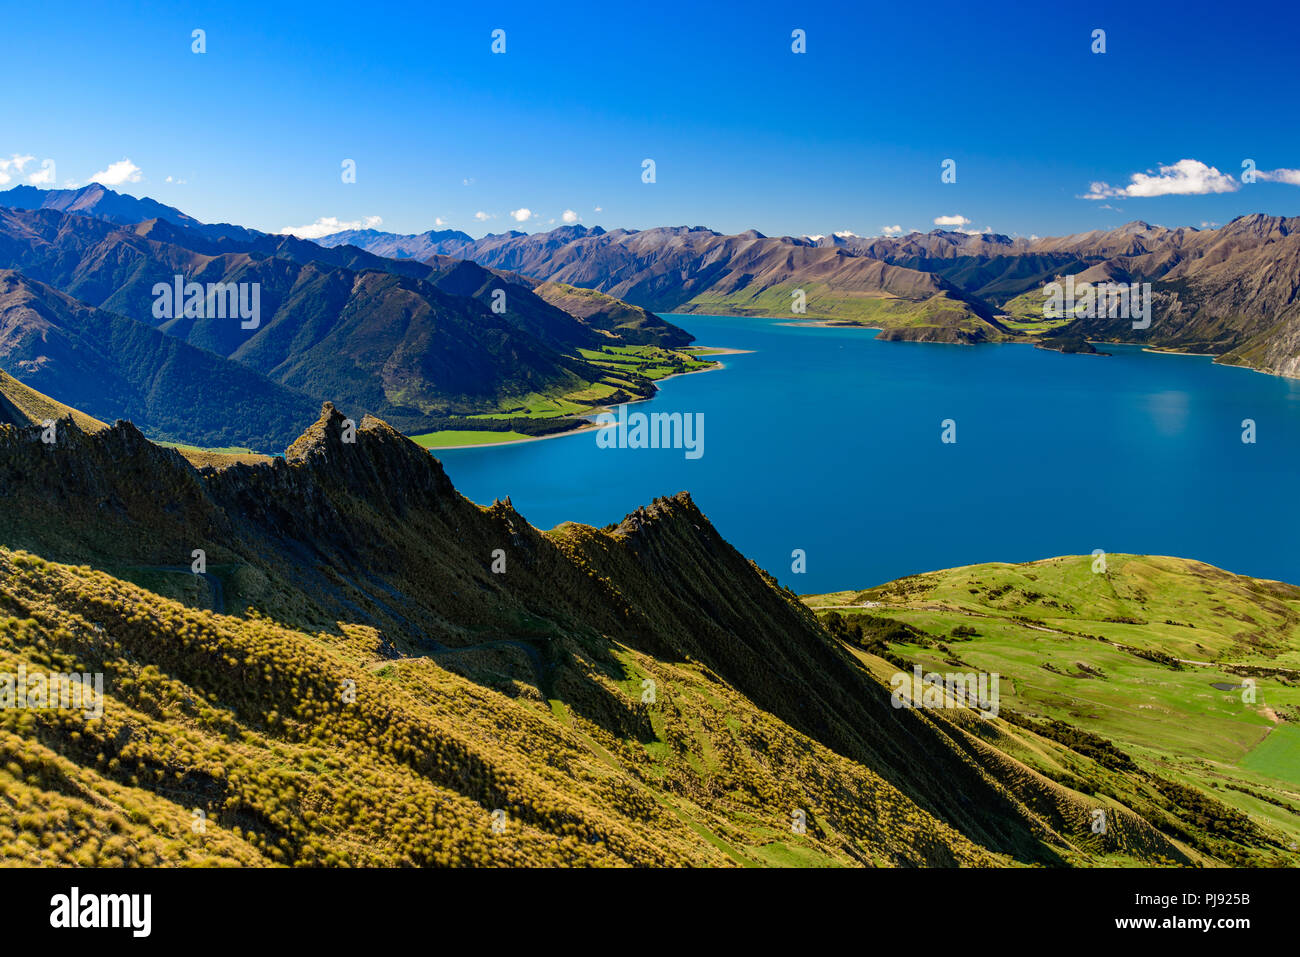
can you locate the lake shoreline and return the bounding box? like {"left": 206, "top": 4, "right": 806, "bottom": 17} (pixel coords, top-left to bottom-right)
{"left": 688, "top": 313, "right": 1270, "bottom": 373}
{"left": 422, "top": 314, "right": 1276, "bottom": 454}
{"left": 419, "top": 348, "right": 741, "bottom": 451}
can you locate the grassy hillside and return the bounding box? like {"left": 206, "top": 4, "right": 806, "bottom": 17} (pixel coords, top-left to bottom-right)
{"left": 533, "top": 281, "right": 695, "bottom": 347}
{"left": 805, "top": 554, "right": 1300, "bottom": 865}
{"left": 1, "top": 545, "right": 1021, "bottom": 867}
{"left": 0, "top": 368, "right": 107, "bottom": 434}
{"left": 679, "top": 285, "right": 1011, "bottom": 343}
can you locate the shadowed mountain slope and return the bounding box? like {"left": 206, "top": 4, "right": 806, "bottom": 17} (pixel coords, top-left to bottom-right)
{"left": 0, "top": 366, "right": 107, "bottom": 433}
{"left": 0, "top": 205, "right": 695, "bottom": 432}
{"left": 0, "top": 270, "right": 318, "bottom": 451}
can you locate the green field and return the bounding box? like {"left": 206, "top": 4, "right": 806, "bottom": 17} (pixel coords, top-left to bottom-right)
{"left": 1241, "top": 723, "right": 1300, "bottom": 786}
{"left": 579, "top": 343, "right": 716, "bottom": 380}
{"left": 466, "top": 393, "right": 588, "bottom": 419}
{"left": 409, "top": 344, "right": 716, "bottom": 447}
{"left": 410, "top": 429, "right": 540, "bottom": 449}
{"left": 1001, "top": 287, "right": 1101, "bottom": 333}
{"left": 998, "top": 315, "right": 1073, "bottom": 334}
{"left": 805, "top": 554, "right": 1300, "bottom": 859}
{"left": 680, "top": 283, "right": 975, "bottom": 326}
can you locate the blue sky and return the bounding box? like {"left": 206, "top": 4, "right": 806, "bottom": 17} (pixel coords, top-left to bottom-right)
{"left": 4, "top": 0, "right": 1299, "bottom": 240}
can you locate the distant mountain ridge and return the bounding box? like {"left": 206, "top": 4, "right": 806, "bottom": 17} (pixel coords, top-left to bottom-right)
{"left": 0, "top": 186, "right": 690, "bottom": 349}
{"left": 377, "top": 225, "right": 1003, "bottom": 344}
{"left": 5, "top": 185, "right": 1300, "bottom": 380}
{"left": 320, "top": 226, "right": 475, "bottom": 260}
{"left": 0, "top": 183, "right": 259, "bottom": 242}
{"left": 322, "top": 215, "right": 1300, "bottom": 375}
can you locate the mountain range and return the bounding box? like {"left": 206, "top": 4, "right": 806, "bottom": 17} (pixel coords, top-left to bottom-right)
{"left": 0, "top": 187, "right": 695, "bottom": 450}
{"left": 0, "top": 269, "right": 320, "bottom": 451}
{"left": 322, "top": 215, "right": 1300, "bottom": 374}
{"left": 323, "top": 224, "right": 1005, "bottom": 344}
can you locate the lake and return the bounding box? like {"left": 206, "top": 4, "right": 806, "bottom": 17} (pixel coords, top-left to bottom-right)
{"left": 435, "top": 314, "right": 1300, "bottom": 594}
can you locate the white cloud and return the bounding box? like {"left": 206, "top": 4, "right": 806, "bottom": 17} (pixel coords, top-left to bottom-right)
{"left": 881, "top": 225, "right": 904, "bottom": 236}
{"left": 434, "top": 217, "right": 448, "bottom": 226}
{"left": 833, "top": 229, "right": 858, "bottom": 238}
{"left": 164, "top": 175, "right": 187, "bottom": 185}
{"left": 934, "top": 214, "right": 971, "bottom": 228}
{"left": 956, "top": 226, "right": 993, "bottom": 236}
{"left": 562, "top": 209, "right": 579, "bottom": 224}
{"left": 0, "top": 155, "right": 60, "bottom": 187}
{"left": 1257, "top": 168, "right": 1300, "bottom": 186}
{"left": 509, "top": 208, "right": 533, "bottom": 223}
{"left": 0, "top": 154, "right": 35, "bottom": 172}
{"left": 474, "top": 211, "right": 492, "bottom": 222}
{"left": 1081, "top": 159, "right": 1239, "bottom": 200}
{"left": 276, "top": 215, "right": 383, "bottom": 239}
{"left": 0, "top": 154, "right": 37, "bottom": 186}
{"left": 462, "top": 177, "right": 475, "bottom": 186}
{"left": 26, "top": 162, "right": 56, "bottom": 186}
{"left": 804, "top": 234, "right": 825, "bottom": 241}
{"left": 593, "top": 205, "right": 603, "bottom": 212}
{"left": 88, "top": 158, "right": 142, "bottom": 187}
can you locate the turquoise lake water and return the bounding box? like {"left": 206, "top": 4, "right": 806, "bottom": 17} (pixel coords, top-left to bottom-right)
{"left": 435, "top": 314, "right": 1300, "bottom": 594}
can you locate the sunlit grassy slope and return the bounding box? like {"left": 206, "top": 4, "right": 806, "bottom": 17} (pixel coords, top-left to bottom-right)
{"left": 0, "top": 545, "right": 1010, "bottom": 867}
{"left": 678, "top": 285, "right": 1012, "bottom": 343}
{"left": 806, "top": 554, "right": 1300, "bottom": 863}
{"left": 0, "top": 368, "right": 107, "bottom": 434}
